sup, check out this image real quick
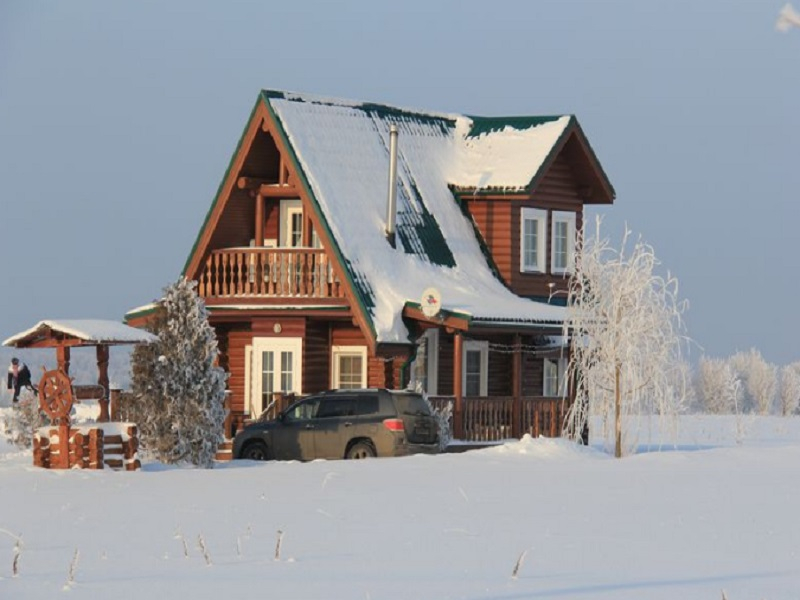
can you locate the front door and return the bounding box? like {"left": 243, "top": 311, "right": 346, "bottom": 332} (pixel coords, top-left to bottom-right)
{"left": 251, "top": 337, "right": 303, "bottom": 416}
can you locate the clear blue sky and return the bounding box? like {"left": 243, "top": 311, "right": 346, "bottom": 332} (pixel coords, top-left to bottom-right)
{"left": 1, "top": 0, "right": 797, "bottom": 366}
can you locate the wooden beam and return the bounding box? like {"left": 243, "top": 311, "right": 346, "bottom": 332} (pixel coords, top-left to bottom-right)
{"left": 57, "top": 346, "right": 71, "bottom": 376}
{"left": 402, "top": 305, "right": 470, "bottom": 332}
{"left": 254, "top": 193, "right": 264, "bottom": 247}
{"left": 512, "top": 334, "right": 522, "bottom": 438}
{"left": 237, "top": 177, "right": 300, "bottom": 198}
{"left": 453, "top": 332, "right": 464, "bottom": 439}
{"left": 96, "top": 345, "right": 110, "bottom": 422}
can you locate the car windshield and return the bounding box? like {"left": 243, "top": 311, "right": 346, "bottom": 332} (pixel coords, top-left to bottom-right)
{"left": 393, "top": 393, "right": 431, "bottom": 416}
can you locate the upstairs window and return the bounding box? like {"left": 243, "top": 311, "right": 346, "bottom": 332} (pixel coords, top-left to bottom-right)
{"left": 551, "top": 212, "right": 576, "bottom": 274}
{"left": 520, "top": 208, "right": 547, "bottom": 273}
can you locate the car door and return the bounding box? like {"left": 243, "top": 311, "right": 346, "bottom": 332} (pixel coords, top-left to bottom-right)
{"left": 272, "top": 397, "right": 320, "bottom": 460}
{"left": 313, "top": 396, "right": 356, "bottom": 459}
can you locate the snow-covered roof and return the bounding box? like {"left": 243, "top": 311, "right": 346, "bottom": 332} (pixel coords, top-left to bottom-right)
{"left": 265, "top": 91, "right": 569, "bottom": 342}
{"left": 3, "top": 319, "right": 158, "bottom": 347}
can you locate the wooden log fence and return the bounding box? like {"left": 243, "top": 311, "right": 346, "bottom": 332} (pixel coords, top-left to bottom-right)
{"left": 33, "top": 424, "right": 141, "bottom": 471}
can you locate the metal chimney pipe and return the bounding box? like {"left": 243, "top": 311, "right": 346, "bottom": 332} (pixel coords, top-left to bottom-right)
{"left": 385, "top": 124, "right": 398, "bottom": 244}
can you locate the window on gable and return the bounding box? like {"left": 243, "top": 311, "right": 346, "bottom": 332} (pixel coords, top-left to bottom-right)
{"left": 520, "top": 208, "right": 547, "bottom": 273}
{"left": 463, "top": 340, "right": 488, "bottom": 397}
{"left": 331, "top": 346, "right": 368, "bottom": 389}
{"left": 551, "top": 212, "right": 576, "bottom": 274}
{"left": 543, "top": 358, "right": 568, "bottom": 397}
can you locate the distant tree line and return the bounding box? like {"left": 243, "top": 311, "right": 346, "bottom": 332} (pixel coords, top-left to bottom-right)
{"left": 694, "top": 349, "right": 800, "bottom": 416}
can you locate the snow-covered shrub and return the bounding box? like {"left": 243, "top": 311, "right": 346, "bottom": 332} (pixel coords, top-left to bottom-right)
{"left": 1, "top": 391, "right": 44, "bottom": 449}
{"left": 423, "top": 396, "right": 452, "bottom": 452}
{"left": 779, "top": 363, "right": 800, "bottom": 416}
{"left": 128, "top": 278, "right": 227, "bottom": 467}
{"left": 696, "top": 357, "right": 741, "bottom": 414}
{"left": 730, "top": 349, "right": 777, "bottom": 415}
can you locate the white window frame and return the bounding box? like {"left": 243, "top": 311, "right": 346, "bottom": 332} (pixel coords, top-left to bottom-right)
{"left": 543, "top": 357, "right": 568, "bottom": 397}
{"left": 410, "top": 328, "right": 439, "bottom": 395}
{"left": 520, "top": 207, "right": 547, "bottom": 273}
{"left": 331, "top": 345, "right": 368, "bottom": 389}
{"left": 462, "top": 340, "right": 489, "bottom": 397}
{"left": 551, "top": 211, "right": 576, "bottom": 274}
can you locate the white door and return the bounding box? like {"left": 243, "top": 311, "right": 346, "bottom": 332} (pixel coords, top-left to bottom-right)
{"left": 249, "top": 337, "right": 303, "bottom": 416}
{"left": 279, "top": 199, "right": 303, "bottom": 248}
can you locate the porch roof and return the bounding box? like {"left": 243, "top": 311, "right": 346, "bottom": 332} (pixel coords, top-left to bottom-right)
{"left": 3, "top": 319, "right": 158, "bottom": 348}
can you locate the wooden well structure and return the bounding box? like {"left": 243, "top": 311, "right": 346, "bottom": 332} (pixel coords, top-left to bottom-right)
{"left": 3, "top": 319, "right": 157, "bottom": 469}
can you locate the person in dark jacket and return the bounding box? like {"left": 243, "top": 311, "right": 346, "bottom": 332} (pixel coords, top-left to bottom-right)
{"left": 7, "top": 357, "right": 36, "bottom": 403}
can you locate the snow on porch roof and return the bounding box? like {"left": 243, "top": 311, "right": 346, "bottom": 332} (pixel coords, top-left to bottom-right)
{"left": 3, "top": 319, "right": 158, "bottom": 348}
{"left": 264, "top": 90, "right": 570, "bottom": 342}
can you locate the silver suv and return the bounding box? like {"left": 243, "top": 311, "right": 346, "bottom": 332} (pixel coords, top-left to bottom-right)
{"left": 232, "top": 389, "right": 440, "bottom": 461}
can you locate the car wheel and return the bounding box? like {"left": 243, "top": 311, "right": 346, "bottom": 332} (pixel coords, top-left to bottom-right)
{"left": 346, "top": 441, "right": 376, "bottom": 460}
{"left": 242, "top": 441, "right": 269, "bottom": 461}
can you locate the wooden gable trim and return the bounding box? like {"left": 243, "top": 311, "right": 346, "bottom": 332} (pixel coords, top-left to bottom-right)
{"left": 528, "top": 121, "right": 615, "bottom": 204}
{"left": 183, "top": 98, "right": 271, "bottom": 279}
{"left": 259, "top": 95, "right": 380, "bottom": 355}
{"left": 450, "top": 118, "right": 615, "bottom": 205}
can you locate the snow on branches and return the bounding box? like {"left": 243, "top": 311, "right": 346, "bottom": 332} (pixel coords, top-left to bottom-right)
{"left": 129, "top": 278, "right": 227, "bottom": 467}
{"left": 562, "top": 217, "right": 689, "bottom": 457}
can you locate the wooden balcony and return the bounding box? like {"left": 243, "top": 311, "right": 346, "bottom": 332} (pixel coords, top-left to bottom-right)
{"left": 429, "top": 396, "right": 569, "bottom": 442}
{"left": 198, "top": 248, "right": 346, "bottom": 300}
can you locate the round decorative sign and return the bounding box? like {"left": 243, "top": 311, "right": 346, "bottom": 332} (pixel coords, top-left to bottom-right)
{"left": 273, "top": 323, "right": 282, "bottom": 334}
{"left": 421, "top": 287, "right": 442, "bottom": 318}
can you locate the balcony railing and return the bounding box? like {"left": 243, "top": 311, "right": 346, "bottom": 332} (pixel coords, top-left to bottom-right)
{"left": 198, "top": 248, "right": 346, "bottom": 300}
{"left": 428, "top": 396, "right": 569, "bottom": 442}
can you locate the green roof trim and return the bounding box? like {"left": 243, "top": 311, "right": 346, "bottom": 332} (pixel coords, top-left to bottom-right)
{"left": 260, "top": 91, "right": 379, "bottom": 344}
{"left": 181, "top": 98, "right": 262, "bottom": 276}
{"left": 466, "top": 115, "right": 564, "bottom": 138}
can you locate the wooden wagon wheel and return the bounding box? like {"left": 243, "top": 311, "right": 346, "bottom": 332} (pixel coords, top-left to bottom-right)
{"left": 38, "top": 369, "right": 74, "bottom": 421}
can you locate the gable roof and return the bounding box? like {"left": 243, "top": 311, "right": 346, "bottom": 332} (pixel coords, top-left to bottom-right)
{"left": 183, "top": 90, "right": 615, "bottom": 346}
{"left": 261, "top": 91, "right": 587, "bottom": 343}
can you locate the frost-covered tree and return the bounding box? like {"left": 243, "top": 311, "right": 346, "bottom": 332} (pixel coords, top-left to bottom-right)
{"left": 562, "top": 218, "right": 689, "bottom": 457}
{"left": 696, "top": 357, "right": 741, "bottom": 414}
{"left": 730, "top": 349, "right": 777, "bottom": 415}
{"left": 779, "top": 362, "right": 800, "bottom": 416}
{"left": 129, "top": 278, "right": 227, "bottom": 467}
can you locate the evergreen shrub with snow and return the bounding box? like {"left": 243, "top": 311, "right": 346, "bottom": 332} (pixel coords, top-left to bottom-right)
{"left": 1, "top": 391, "right": 44, "bottom": 449}
{"left": 128, "top": 278, "right": 227, "bottom": 467}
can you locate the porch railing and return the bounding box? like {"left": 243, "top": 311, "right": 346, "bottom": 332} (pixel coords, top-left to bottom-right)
{"left": 198, "top": 248, "right": 345, "bottom": 299}
{"left": 428, "top": 396, "right": 569, "bottom": 442}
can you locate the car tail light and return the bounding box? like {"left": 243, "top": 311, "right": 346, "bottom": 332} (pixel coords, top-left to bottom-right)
{"left": 382, "top": 418, "right": 405, "bottom": 432}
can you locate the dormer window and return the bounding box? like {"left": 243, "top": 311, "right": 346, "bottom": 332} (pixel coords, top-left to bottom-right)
{"left": 551, "top": 211, "right": 576, "bottom": 274}
{"left": 520, "top": 207, "right": 547, "bottom": 273}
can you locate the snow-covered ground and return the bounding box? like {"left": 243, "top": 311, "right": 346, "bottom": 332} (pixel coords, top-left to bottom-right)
{"left": 1, "top": 402, "right": 799, "bottom": 600}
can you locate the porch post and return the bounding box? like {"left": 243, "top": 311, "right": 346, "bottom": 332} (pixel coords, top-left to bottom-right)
{"left": 453, "top": 331, "right": 464, "bottom": 439}
{"left": 96, "top": 345, "right": 110, "bottom": 422}
{"left": 512, "top": 334, "right": 522, "bottom": 438}
{"left": 254, "top": 193, "right": 264, "bottom": 246}
{"left": 57, "top": 345, "right": 71, "bottom": 376}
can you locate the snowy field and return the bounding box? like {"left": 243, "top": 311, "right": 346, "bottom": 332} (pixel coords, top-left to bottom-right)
{"left": 1, "top": 402, "right": 799, "bottom": 600}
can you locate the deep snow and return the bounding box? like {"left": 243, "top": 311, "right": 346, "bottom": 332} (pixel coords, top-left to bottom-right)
{"left": 1, "top": 401, "right": 799, "bottom": 600}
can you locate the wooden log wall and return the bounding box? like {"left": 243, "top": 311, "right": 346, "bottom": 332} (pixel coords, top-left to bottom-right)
{"left": 32, "top": 425, "right": 141, "bottom": 471}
